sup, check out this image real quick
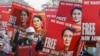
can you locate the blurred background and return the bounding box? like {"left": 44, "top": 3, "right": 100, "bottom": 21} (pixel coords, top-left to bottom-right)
{"left": 0, "top": 0, "right": 82, "bottom": 11}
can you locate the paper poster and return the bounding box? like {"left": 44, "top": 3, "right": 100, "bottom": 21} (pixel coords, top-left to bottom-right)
{"left": 9, "top": 2, "right": 34, "bottom": 29}
{"left": 0, "top": 11, "right": 10, "bottom": 30}
{"left": 1, "top": 11, "right": 14, "bottom": 39}
{"left": 45, "top": 8, "right": 58, "bottom": 32}
{"left": 78, "top": 0, "right": 100, "bottom": 56}
{"left": 43, "top": 1, "right": 82, "bottom": 56}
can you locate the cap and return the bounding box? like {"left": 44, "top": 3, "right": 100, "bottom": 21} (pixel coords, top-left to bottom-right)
{"left": 25, "top": 27, "right": 35, "bottom": 33}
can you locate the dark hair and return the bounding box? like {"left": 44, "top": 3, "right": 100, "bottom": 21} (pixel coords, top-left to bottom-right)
{"left": 20, "top": 9, "right": 29, "bottom": 16}
{"left": 71, "top": 7, "right": 82, "bottom": 15}
{"left": 33, "top": 15, "right": 42, "bottom": 22}
{"left": 61, "top": 27, "right": 75, "bottom": 37}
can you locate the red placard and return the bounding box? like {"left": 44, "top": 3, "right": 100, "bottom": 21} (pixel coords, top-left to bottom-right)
{"left": 77, "top": 0, "right": 100, "bottom": 56}
{"left": 18, "top": 42, "right": 48, "bottom": 56}
{"left": 0, "top": 5, "right": 11, "bottom": 15}
{"left": 1, "top": 11, "right": 14, "bottom": 39}
{"left": 18, "top": 45, "right": 33, "bottom": 56}
{"left": 9, "top": 2, "right": 34, "bottom": 29}
{"left": 45, "top": 8, "right": 58, "bottom": 32}
{"left": 44, "top": 1, "right": 82, "bottom": 56}
{"left": 0, "top": 11, "right": 10, "bottom": 30}
{"left": 42, "top": 8, "right": 58, "bottom": 56}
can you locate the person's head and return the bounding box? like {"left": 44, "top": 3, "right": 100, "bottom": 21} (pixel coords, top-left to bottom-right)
{"left": 71, "top": 7, "right": 82, "bottom": 24}
{"left": 26, "top": 27, "right": 35, "bottom": 40}
{"left": 62, "top": 27, "right": 75, "bottom": 48}
{"left": 32, "top": 15, "right": 42, "bottom": 29}
{"left": 20, "top": 9, "right": 29, "bottom": 23}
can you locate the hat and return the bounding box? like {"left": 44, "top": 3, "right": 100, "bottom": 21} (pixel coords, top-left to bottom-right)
{"left": 26, "top": 27, "right": 35, "bottom": 33}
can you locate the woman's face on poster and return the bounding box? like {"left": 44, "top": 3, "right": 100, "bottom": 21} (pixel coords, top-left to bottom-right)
{"left": 33, "top": 17, "right": 42, "bottom": 29}
{"left": 20, "top": 10, "right": 28, "bottom": 23}
{"left": 72, "top": 9, "right": 82, "bottom": 23}
{"left": 63, "top": 30, "right": 73, "bottom": 47}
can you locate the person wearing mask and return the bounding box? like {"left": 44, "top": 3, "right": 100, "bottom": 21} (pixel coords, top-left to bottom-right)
{"left": 80, "top": 42, "right": 96, "bottom": 56}
{"left": 14, "top": 26, "right": 35, "bottom": 45}
{"left": 21, "top": 27, "right": 35, "bottom": 45}
{"left": 94, "top": 40, "right": 100, "bottom": 56}
{"left": 17, "top": 26, "right": 35, "bottom": 45}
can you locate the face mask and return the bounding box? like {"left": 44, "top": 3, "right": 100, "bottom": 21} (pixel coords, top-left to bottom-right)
{"left": 28, "top": 35, "right": 34, "bottom": 40}
{"left": 87, "top": 47, "right": 96, "bottom": 55}
{"left": 33, "top": 37, "right": 38, "bottom": 42}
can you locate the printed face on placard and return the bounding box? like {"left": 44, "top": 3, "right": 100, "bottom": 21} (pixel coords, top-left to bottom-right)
{"left": 72, "top": 8, "right": 82, "bottom": 23}
{"left": 63, "top": 30, "right": 73, "bottom": 47}
{"left": 20, "top": 9, "right": 29, "bottom": 23}
{"left": 32, "top": 16, "right": 42, "bottom": 29}
{"left": 10, "top": 2, "right": 34, "bottom": 28}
